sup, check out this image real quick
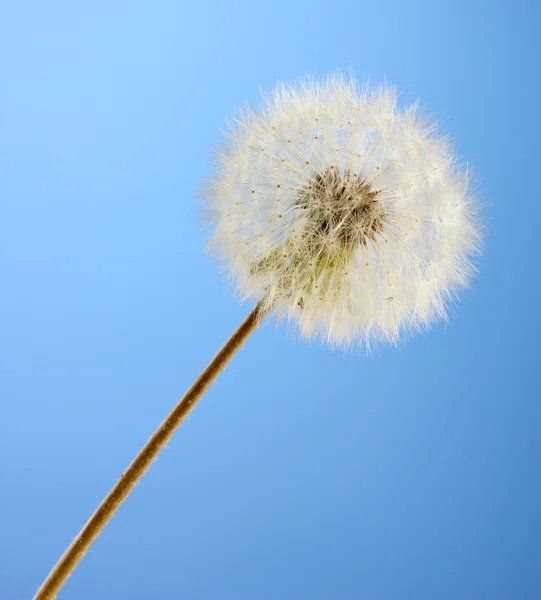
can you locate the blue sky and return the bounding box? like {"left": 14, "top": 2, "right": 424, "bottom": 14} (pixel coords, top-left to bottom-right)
{"left": 1, "top": 1, "right": 540, "bottom": 598}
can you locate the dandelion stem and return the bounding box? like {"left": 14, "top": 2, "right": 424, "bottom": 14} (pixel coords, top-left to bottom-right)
{"left": 33, "top": 299, "right": 270, "bottom": 600}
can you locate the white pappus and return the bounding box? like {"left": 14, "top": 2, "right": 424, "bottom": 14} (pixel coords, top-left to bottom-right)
{"left": 202, "top": 73, "right": 482, "bottom": 348}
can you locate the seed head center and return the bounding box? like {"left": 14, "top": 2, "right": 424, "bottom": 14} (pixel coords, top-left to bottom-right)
{"left": 297, "top": 167, "right": 386, "bottom": 248}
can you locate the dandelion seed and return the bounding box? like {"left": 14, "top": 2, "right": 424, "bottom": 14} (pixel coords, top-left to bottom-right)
{"left": 204, "top": 73, "right": 482, "bottom": 347}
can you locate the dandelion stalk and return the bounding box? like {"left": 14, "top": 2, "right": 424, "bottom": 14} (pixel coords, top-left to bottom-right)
{"left": 33, "top": 299, "right": 270, "bottom": 600}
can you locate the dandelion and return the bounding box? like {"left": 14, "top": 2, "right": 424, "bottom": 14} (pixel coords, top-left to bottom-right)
{"left": 34, "top": 73, "right": 481, "bottom": 599}
{"left": 204, "top": 73, "right": 481, "bottom": 347}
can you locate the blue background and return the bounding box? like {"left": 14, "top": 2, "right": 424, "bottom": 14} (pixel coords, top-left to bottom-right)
{"left": 1, "top": 1, "right": 540, "bottom": 598}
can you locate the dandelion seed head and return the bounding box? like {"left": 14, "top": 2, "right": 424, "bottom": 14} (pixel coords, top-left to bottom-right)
{"left": 202, "top": 73, "right": 482, "bottom": 348}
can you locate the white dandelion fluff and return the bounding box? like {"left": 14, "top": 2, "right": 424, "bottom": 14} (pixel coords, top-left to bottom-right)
{"left": 203, "top": 73, "right": 481, "bottom": 347}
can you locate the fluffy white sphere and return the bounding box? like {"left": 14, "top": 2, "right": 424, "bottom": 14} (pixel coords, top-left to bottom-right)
{"left": 202, "top": 74, "right": 481, "bottom": 348}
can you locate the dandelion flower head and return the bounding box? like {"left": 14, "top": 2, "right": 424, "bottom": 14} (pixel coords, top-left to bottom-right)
{"left": 203, "top": 74, "right": 481, "bottom": 348}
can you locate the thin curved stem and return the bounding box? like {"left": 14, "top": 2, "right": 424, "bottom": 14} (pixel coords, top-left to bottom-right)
{"left": 34, "top": 299, "right": 270, "bottom": 599}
